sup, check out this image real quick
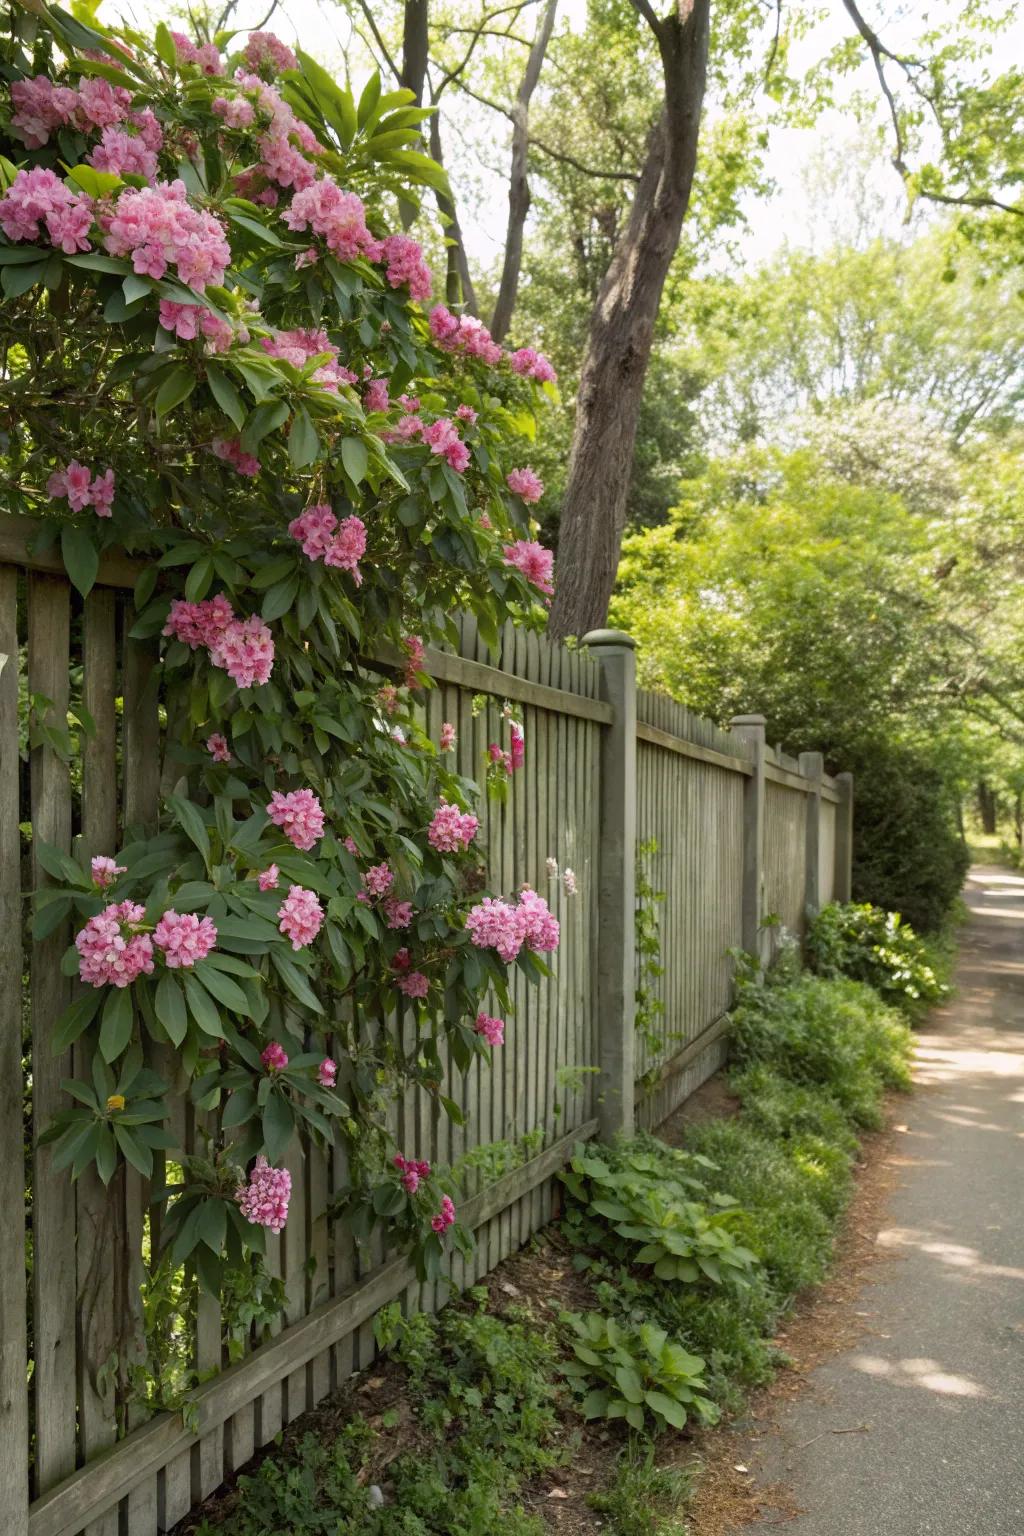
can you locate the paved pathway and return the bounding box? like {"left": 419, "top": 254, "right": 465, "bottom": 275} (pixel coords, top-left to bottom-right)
{"left": 743, "top": 867, "right": 1024, "bottom": 1535}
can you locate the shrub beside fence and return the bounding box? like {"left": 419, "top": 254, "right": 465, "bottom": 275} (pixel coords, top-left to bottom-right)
{"left": 1, "top": 525, "right": 850, "bottom": 1536}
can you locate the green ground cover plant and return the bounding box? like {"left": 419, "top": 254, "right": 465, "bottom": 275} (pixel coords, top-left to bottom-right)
{"left": 806, "top": 901, "right": 952, "bottom": 1020}
{"left": 187, "top": 965, "right": 914, "bottom": 1536}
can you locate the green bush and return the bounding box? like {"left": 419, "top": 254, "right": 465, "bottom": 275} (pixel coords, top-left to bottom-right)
{"left": 848, "top": 740, "right": 970, "bottom": 933}
{"left": 807, "top": 901, "right": 949, "bottom": 1018}
{"left": 561, "top": 1312, "right": 717, "bottom": 1434}
{"left": 729, "top": 972, "right": 912, "bottom": 1127}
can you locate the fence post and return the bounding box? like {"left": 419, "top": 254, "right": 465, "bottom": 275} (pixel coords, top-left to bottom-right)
{"left": 834, "top": 771, "right": 854, "bottom": 901}
{"left": 582, "top": 629, "right": 637, "bottom": 1139}
{"left": 799, "top": 751, "right": 824, "bottom": 919}
{"left": 730, "top": 714, "right": 766, "bottom": 960}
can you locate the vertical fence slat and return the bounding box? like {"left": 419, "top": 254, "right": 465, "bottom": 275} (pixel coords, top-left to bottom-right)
{"left": 0, "top": 567, "right": 29, "bottom": 1535}
{"left": 28, "top": 574, "right": 77, "bottom": 1495}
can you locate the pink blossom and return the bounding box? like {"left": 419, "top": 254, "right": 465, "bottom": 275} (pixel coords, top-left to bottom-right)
{"left": 170, "top": 31, "right": 222, "bottom": 74}
{"left": 261, "top": 1040, "right": 289, "bottom": 1072}
{"left": 431, "top": 1194, "right": 456, "bottom": 1233}
{"left": 206, "top": 732, "right": 231, "bottom": 763}
{"left": 503, "top": 539, "right": 554, "bottom": 597}
{"left": 64, "top": 461, "right": 93, "bottom": 512}
{"left": 75, "top": 900, "right": 154, "bottom": 988}
{"left": 439, "top": 722, "right": 457, "bottom": 753}
{"left": 258, "top": 865, "right": 280, "bottom": 891}
{"left": 236, "top": 1155, "right": 291, "bottom": 1233}
{"left": 455, "top": 404, "right": 477, "bottom": 424}
{"left": 474, "top": 1012, "right": 505, "bottom": 1047}
{"left": 465, "top": 897, "right": 523, "bottom": 963}
{"left": 516, "top": 887, "right": 560, "bottom": 952}
{"left": 268, "top": 788, "right": 324, "bottom": 851}
{"left": 402, "top": 634, "right": 425, "bottom": 688}
{"left": 392, "top": 947, "right": 412, "bottom": 971}
{"left": 396, "top": 970, "right": 429, "bottom": 999}
{"left": 421, "top": 417, "right": 470, "bottom": 473}
{"left": 546, "top": 856, "right": 559, "bottom": 879}
{"left": 277, "top": 884, "right": 324, "bottom": 949}
{"left": 427, "top": 800, "right": 479, "bottom": 854}
{"left": 282, "top": 179, "right": 382, "bottom": 262}
{"left": 317, "top": 1057, "right": 337, "bottom": 1088}
{"left": 363, "top": 862, "right": 394, "bottom": 898}
{"left": 378, "top": 684, "right": 400, "bottom": 717}
{"left": 428, "top": 306, "right": 503, "bottom": 365}
{"left": 89, "top": 124, "right": 158, "bottom": 181}
{"left": 506, "top": 466, "right": 544, "bottom": 503}
{"left": 381, "top": 233, "right": 432, "bottom": 302}
{"left": 212, "top": 95, "right": 256, "bottom": 129}
{"left": 211, "top": 436, "right": 261, "bottom": 476}
{"left": 509, "top": 722, "right": 525, "bottom": 772}
{"left": 89, "top": 469, "right": 115, "bottom": 517}
{"left": 289, "top": 503, "right": 337, "bottom": 561}
{"left": 508, "top": 346, "right": 557, "bottom": 384}
{"left": 394, "top": 1153, "right": 430, "bottom": 1193}
{"left": 244, "top": 30, "right": 298, "bottom": 74}
{"left": 0, "top": 167, "right": 94, "bottom": 252}
{"left": 10, "top": 76, "right": 78, "bottom": 148}
{"left": 295, "top": 246, "right": 319, "bottom": 269}
{"left": 104, "top": 180, "right": 230, "bottom": 291}
{"left": 153, "top": 910, "right": 218, "bottom": 968}
{"left": 562, "top": 867, "right": 578, "bottom": 896}
{"left": 91, "top": 855, "right": 126, "bottom": 888}
{"left": 163, "top": 594, "right": 235, "bottom": 650}
{"left": 364, "top": 377, "right": 390, "bottom": 413}
{"left": 343, "top": 836, "right": 360, "bottom": 856}
{"left": 261, "top": 328, "right": 355, "bottom": 391}
{"left": 159, "top": 300, "right": 234, "bottom": 352}
{"left": 209, "top": 615, "right": 275, "bottom": 689}
{"left": 383, "top": 898, "right": 413, "bottom": 930}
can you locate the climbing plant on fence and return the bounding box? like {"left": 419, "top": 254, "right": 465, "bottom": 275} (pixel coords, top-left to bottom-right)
{"left": 1, "top": 4, "right": 561, "bottom": 1313}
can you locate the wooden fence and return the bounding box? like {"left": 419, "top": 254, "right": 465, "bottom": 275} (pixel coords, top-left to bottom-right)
{"left": 0, "top": 525, "right": 851, "bottom": 1536}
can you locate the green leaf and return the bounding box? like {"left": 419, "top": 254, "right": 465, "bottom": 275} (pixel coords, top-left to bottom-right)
{"left": 61, "top": 525, "right": 100, "bottom": 598}
{"left": 114, "top": 1122, "right": 153, "bottom": 1177}
{"left": 63, "top": 163, "right": 122, "bottom": 199}
{"left": 645, "top": 1390, "right": 686, "bottom": 1429}
{"left": 182, "top": 971, "right": 225, "bottom": 1037}
{"left": 240, "top": 399, "right": 289, "bottom": 454}
{"left": 288, "top": 406, "right": 320, "bottom": 468}
{"left": 154, "top": 973, "right": 188, "bottom": 1046}
{"left": 54, "top": 989, "right": 104, "bottom": 1051}
{"left": 262, "top": 1091, "right": 294, "bottom": 1162}
{"left": 154, "top": 20, "right": 177, "bottom": 65}
{"left": 192, "top": 960, "right": 249, "bottom": 1014}
{"left": 166, "top": 794, "right": 211, "bottom": 866}
{"left": 99, "top": 988, "right": 134, "bottom": 1063}
{"left": 2, "top": 261, "right": 46, "bottom": 299}
{"left": 261, "top": 573, "right": 300, "bottom": 622}
{"left": 271, "top": 951, "right": 324, "bottom": 1014}
{"left": 356, "top": 71, "right": 382, "bottom": 129}
{"left": 206, "top": 363, "right": 246, "bottom": 430}
{"left": 341, "top": 437, "right": 368, "bottom": 485}
{"left": 224, "top": 207, "right": 284, "bottom": 247}
{"left": 155, "top": 365, "right": 197, "bottom": 421}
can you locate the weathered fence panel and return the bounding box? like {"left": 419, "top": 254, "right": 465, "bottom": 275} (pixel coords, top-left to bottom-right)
{"left": 2, "top": 524, "right": 848, "bottom": 1536}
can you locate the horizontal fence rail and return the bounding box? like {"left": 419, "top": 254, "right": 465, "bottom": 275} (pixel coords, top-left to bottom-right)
{"left": 1, "top": 526, "right": 852, "bottom": 1536}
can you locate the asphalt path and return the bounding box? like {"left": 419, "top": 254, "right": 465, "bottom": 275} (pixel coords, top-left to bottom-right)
{"left": 743, "top": 867, "right": 1024, "bottom": 1535}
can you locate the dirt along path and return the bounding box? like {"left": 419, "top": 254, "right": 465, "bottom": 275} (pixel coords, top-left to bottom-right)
{"left": 712, "top": 867, "right": 1024, "bottom": 1535}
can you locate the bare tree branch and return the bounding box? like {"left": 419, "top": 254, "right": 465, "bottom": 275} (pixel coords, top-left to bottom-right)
{"left": 626, "top": 0, "right": 663, "bottom": 40}
{"left": 840, "top": 0, "right": 908, "bottom": 170}
{"left": 354, "top": 0, "right": 401, "bottom": 84}
{"left": 529, "top": 135, "right": 642, "bottom": 182}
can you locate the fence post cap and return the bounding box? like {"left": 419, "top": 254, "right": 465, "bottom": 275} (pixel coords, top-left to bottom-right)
{"left": 581, "top": 628, "right": 635, "bottom": 650}
{"left": 729, "top": 712, "right": 766, "bottom": 727}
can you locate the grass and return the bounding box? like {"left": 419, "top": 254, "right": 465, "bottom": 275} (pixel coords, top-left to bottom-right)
{"left": 186, "top": 966, "right": 915, "bottom": 1536}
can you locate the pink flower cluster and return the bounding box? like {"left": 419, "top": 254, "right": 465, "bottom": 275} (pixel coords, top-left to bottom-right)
{"left": 169, "top": 30, "right": 221, "bottom": 74}
{"left": 429, "top": 305, "right": 502, "bottom": 365}
{"left": 427, "top": 801, "right": 479, "bottom": 854}
{"left": 0, "top": 168, "right": 93, "bottom": 255}
{"left": 396, "top": 970, "right": 429, "bottom": 999}
{"left": 283, "top": 180, "right": 383, "bottom": 261}
{"left": 362, "top": 862, "right": 394, "bottom": 898}
{"left": 261, "top": 1040, "right": 289, "bottom": 1072}
{"left": 104, "top": 180, "right": 230, "bottom": 291}
{"left": 440, "top": 722, "right": 457, "bottom": 753}
{"left": 268, "top": 788, "right": 324, "bottom": 851}
{"left": 277, "top": 884, "right": 324, "bottom": 949}
{"left": 510, "top": 723, "right": 525, "bottom": 771}
{"left": 212, "top": 94, "right": 256, "bottom": 130}
{"left": 91, "top": 855, "right": 126, "bottom": 888}
{"left": 465, "top": 888, "right": 560, "bottom": 963}
{"left": 364, "top": 377, "right": 389, "bottom": 413}
{"left": 236, "top": 1155, "right": 291, "bottom": 1233}
{"left": 76, "top": 900, "right": 154, "bottom": 988}
{"left": 163, "top": 596, "right": 275, "bottom": 688}
{"left": 159, "top": 300, "right": 236, "bottom": 353}
{"left": 384, "top": 897, "right": 413, "bottom": 929}
{"left": 212, "top": 436, "right": 261, "bottom": 477}
{"left": 400, "top": 634, "right": 426, "bottom": 688}
{"left": 474, "top": 1012, "right": 505, "bottom": 1047}
{"left": 261, "top": 328, "right": 356, "bottom": 391}
{"left": 431, "top": 1194, "right": 456, "bottom": 1234}
{"left": 381, "top": 233, "right": 432, "bottom": 302}
{"left": 288, "top": 504, "right": 366, "bottom": 582}
{"left": 243, "top": 30, "right": 298, "bottom": 75}
{"left": 503, "top": 539, "right": 555, "bottom": 597}
{"left": 317, "top": 1057, "right": 337, "bottom": 1088}
{"left": 422, "top": 417, "right": 471, "bottom": 473}
{"left": 258, "top": 864, "right": 280, "bottom": 891}
{"left": 10, "top": 74, "right": 132, "bottom": 148}
{"left": 506, "top": 466, "right": 544, "bottom": 504}
{"left": 394, "top": 1153, "right": 430, "bottom": 1194}
{"left": 206, "top": 732, "right": 231, "bottom": 763}
{"left": 509, "top": 346, "right": 557, "bottom": 384}
{"left": 153, "top": 910, "right": 217, "bottom": 968}
{"left": 48, "top": 460, "right": 115, "bottom": 517}
{"left": 90, "top": 117, "right": 162, "bottom": 181}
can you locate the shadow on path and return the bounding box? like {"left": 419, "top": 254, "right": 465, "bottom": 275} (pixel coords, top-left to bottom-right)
{"left": 741, "top": 867, "right": 1024, "bottom": 1536}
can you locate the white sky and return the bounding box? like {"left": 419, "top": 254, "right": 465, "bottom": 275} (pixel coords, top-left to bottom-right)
{"left": 116, "top": 0, "right": 1024, "bottom": 275}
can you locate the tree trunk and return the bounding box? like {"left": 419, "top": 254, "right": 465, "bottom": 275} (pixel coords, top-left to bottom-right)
{"left": 977, "top": 779, "right": 998, "bottom": 835}
{"left": 491, "top": 0, "right": 559, "bottom": 342}
{"left": 401, "top": 0, "right": 429, "bottom": 102}
{"left": 548, "top": 0, "right": 710, "bottom": 640}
